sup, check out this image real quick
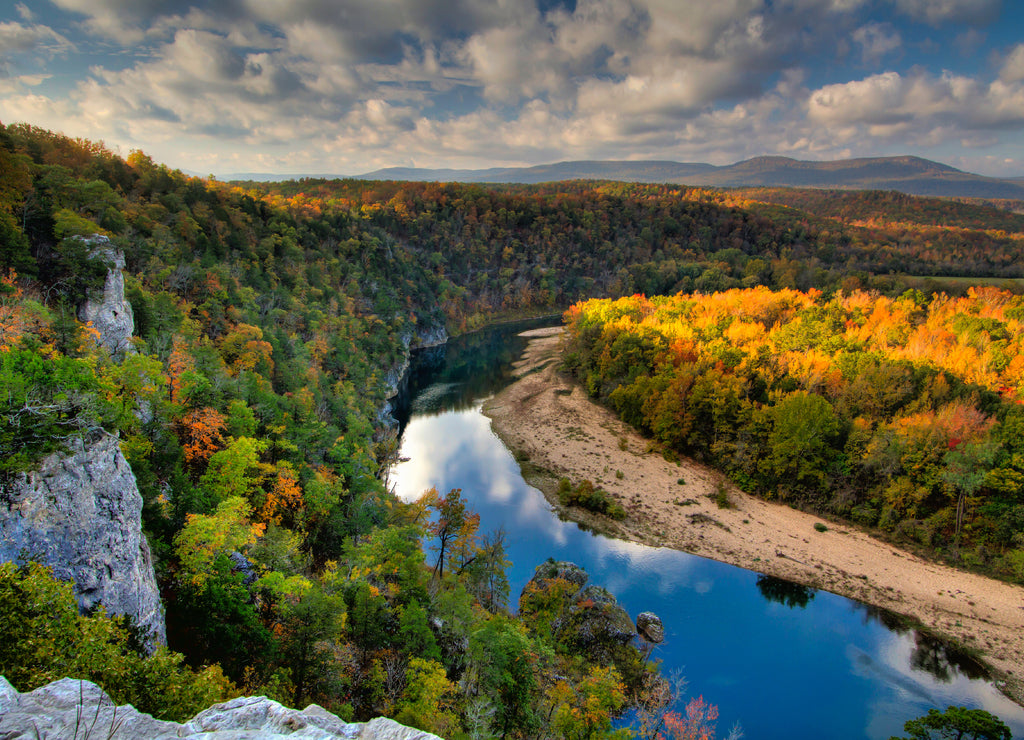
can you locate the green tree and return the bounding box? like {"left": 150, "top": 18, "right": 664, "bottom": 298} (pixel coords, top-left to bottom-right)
{"left": 276, "top": 584, "right": 346, "bottom": 707}
{"left": 174, "top": 496, "right": 264, "bottom": 589}
{"left": 398, "top": 599, "right": 441, "bottom": 663}
{"left": 463, "top": 527, "right": 511, "bottom": 613}
{"left": 763, "top": 390, "right": 841, "bottom": 497}
{"left": 395, "top": 657, "right": 460, "bottom": 737}
{"left": 890, "top": 706, "right": 1011, "bottom": 740}
{"left": 198, "top": 437, "right": 264, "bottom": 511}
{"left": 942, "top": 440, "right": 998, "bottom": 543}
{"left": 347, "top": 581, "right": 390, "bottom": 656}
{"left": 469, "top": 615, "right": 542, "bottom": 738}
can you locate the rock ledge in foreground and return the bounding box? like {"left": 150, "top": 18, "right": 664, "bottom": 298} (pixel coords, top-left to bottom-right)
{"left": 0, "top": 676, "right": 444, "bottom": 739}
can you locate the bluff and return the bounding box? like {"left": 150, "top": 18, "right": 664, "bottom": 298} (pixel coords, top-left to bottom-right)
{"left": 0, "top": 677, "right": 443, "bottom": 739}
{"left": 78, "top": 235, "right": 135, "bottom": 358}
{"left": 0, "top": 234, "right": 164, "bottom": 644}
{"left": 0, "top": 434, "right": 165, "bottom": 644}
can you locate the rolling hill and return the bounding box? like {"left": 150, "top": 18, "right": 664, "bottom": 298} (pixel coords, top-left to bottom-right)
{"left": 349, "top": 155, "right": 1024, "bottom": 199}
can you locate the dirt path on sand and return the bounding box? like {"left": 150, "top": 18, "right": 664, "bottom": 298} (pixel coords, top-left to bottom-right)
{"left": 482, "top": 327, "right": 1024, "bottom": 704}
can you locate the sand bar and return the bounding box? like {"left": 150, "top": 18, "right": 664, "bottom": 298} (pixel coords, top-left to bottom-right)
{"left": 482, "top": 327, "right": 1024, "bottom": 705}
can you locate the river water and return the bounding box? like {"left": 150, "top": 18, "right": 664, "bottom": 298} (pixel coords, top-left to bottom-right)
{"left": 390, "top": 319, "right": 1024, "bottom": 739}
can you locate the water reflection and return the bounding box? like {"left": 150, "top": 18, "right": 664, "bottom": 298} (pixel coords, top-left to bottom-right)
{"left": 393, "top": 317, "right": 559, "bottom": 429}
{"left": 755, "top": 574, "right": 817, "bottom": 609}
{"left": 857, "top": 604, "right": 989, "bottom": 683}
{"left": 392, "top": 320, "right": 1024, "bottom": 740}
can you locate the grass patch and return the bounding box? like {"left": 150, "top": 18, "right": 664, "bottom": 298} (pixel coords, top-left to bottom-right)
{"left": 562, "top": 425, "right": 593, "bottom": 442}
{"left": 688, "top": 512, "right": 732, "bottom": 532}
{"left": 814, "top": 522, "right": 828, "bottom": 533}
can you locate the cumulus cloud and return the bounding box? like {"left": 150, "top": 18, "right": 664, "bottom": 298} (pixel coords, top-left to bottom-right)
{"left": 2, "top": 0, "right": 1022, "bottom": 177}
{"left": 49, "top": 0, "right": 190, "bottom": 41}
{"left": 852, "top": 22, "right": 902, "bottom": 65}
{"left": 808, "top": 69, "right": 1024, "bottom": 140}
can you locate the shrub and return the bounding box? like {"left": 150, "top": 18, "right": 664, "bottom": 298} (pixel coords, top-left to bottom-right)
{"left": 0, "top": 561, "right": 236, "bottom": 721}
{"left": 558, "top": 479, "right": 626, "bottom": 520}
{"left": 714, "top": 482, "right": 733, "bottom": 509}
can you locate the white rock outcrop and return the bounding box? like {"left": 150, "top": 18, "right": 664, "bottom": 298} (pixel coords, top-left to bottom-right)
{"left": 0, "top": 677, "right": 445, "bottom": 740}
{"left": 0, "top": 434, "right": 165, "bottom": 645}
{"left": 78, "top": 234, "right": 135, "bottom": 358}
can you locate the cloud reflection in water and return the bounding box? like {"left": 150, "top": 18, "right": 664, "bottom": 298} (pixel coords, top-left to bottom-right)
{"left": 391, "top": 379, "right": 1024, "bottom": 739}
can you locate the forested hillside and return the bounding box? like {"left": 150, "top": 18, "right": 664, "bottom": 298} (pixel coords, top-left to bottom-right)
{"left": 563, "top": 288, "right": 1024, "bottom": 578}
{"left": 2, "top": 122, "right": 1024, "bottom": 735}
{"left": 0, "top": 124, "right": 666, "bottom": 737}
{"left": 249, "top": 178, "right": 1024, "bottom": 303}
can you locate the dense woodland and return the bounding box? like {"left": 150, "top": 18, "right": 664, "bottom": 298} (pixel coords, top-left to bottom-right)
{"left": 2, "top": 122, "right": 1024, "bottom": 737}
{"left": 563, "top": 288, "right": 1024, "bottom": 577}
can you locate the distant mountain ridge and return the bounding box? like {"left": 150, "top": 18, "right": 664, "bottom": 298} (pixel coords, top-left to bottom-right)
{"left": 347, "top": 155, "right": 1024, "bottom": 199}
{"left": 223, "top": 155, "right": 1024, "bottom": 199}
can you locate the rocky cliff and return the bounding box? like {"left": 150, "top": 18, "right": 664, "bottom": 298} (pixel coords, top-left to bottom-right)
{"left": 0, "top": 233, "right": 165, "bottom": 644}
{"left": 0, "top": 434, "right": 165, "bottom": 645}
{"left": 378, "top": 322, "right": 449, "bottom": 429}
{"left": 78, "top": 234, "right": 135, "bottom": 359}
{"left": 382, "top": 323, "right": 449, "bottom": 400}
{"left": 0, "top": 677, "right": 444, "bottom": 740}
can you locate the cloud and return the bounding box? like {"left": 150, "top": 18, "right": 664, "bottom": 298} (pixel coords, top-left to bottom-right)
{"left": 3, "top": 0, "right": 1022, "bottom": 178}
{"left": 0, "top": 21, "right": 73, "bottom": 78}
{"left": 49, "top": 0, "right": 189, "bottom": 42}
{"left": 1002, "top": 44, "right": 1024, "bottom": 83}
{"left": 807, "top": 69, "right": 1024, "bottom": 140}
{"left": 0, "top": 21, "right": 72, "bottom": 56}
{"left": 888, "top": 0, "right": 1001, "bottom": 25}
{"left": 852, "top": 22, "right": 901, "bottom": 65}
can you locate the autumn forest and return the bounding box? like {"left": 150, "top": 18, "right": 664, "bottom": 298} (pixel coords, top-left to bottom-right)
{"left": 2, "top": 122, "right": 1024, "bottom": 738}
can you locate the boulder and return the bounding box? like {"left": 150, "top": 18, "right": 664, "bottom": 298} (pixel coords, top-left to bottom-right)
{"left": 0, "top": 434, "right": 165, "bottom": 646}
{"left": 0, "top": 677, "right": 444, "bottom": 739}
{"left": 636, "top": 611, "right": 665, "bottom": 643}
{"left": 557, "top": 585, "right": 638, "bottom": 648}
{"left": 527, "top": 559, "right": 589, "bottom": 590}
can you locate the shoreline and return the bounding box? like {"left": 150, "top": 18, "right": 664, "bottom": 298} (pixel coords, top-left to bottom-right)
{"left": 482, "top": 327, "right": 1024, "bottom": 706}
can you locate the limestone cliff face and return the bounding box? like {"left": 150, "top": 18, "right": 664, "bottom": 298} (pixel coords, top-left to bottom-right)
{"left": 378, "top": 322, "right": 449, "bottom": 429}
{"left": 382, "top": 323, "right": 449, "bottom": 400}
{"left": 0, "top": 434, "right": 165, "bottom": 645}
{"left": 0, "top": 233, "right": 164, "bottom": 643}
{"left": 78, "top": 234, "right": 135, "bottom": 358}
{"left": 0, "top": 677, "right": 444, "bottom": 740}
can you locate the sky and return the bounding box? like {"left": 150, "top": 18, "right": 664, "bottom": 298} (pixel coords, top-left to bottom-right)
{"left": 1, "top": 0, "right": 1023, "bottom": 178}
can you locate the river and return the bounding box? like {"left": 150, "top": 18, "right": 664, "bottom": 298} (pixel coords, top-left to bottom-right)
{"left": 390, "top": 319, "right": 1024, "bottom": 739}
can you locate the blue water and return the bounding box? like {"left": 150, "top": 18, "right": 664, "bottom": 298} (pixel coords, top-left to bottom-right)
{"left": 391, "top": 321, "right": 1024, "bottom": 739}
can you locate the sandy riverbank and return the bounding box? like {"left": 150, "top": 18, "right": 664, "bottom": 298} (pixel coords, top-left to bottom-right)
{"left": 482, "top": 327, "right": 1024, "bottom": 705}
